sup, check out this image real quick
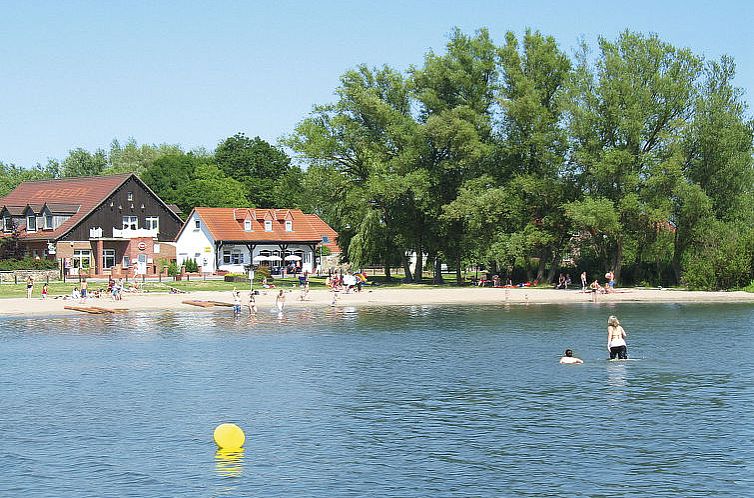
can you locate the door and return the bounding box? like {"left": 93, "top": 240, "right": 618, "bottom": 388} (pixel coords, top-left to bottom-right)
{"left": 136, "top": 254, "right": 147, "bottom": 275}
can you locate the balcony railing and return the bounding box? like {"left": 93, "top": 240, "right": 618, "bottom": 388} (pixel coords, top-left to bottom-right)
{"left": 112, "top": 227, "right": 158, "bottom": 239}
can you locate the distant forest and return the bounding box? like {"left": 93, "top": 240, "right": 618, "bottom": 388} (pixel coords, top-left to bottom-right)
{"left": 2, "top": 29, "right": 753, "bottom": 291}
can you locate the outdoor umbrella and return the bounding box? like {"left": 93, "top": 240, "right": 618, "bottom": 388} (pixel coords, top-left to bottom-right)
{"left": 252, "top": 255, "right": 269, "bottom": 262}
{"left": 267, "top": 255, "right": 282, "bottom": 262}
{"left": 284, "top": 255, "right": 302, "bottom": 261}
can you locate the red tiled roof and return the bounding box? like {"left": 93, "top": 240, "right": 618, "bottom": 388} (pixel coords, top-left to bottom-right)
{"left": 189, "top": 207, "right": 340, "bottom": 251}
{"left": 0, "top": 174, "right": 131, "bottom": 240}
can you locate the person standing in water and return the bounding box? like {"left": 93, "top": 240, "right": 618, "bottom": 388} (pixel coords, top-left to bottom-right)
{"left": 275, "top": 289, "right": 285, "bottom": 312}
{"left": 607, "top": 315, "right": 628, "bottom": 359}
{"left": 248, "top": 292, "right": 258, "bottom": 315}
{"left": 232, "top": 290, "right": 242, "bottom": 315}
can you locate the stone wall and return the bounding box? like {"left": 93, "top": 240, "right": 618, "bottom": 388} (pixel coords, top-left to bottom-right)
{"left": 0, "top": 269, "right": 60, "bottom": 284}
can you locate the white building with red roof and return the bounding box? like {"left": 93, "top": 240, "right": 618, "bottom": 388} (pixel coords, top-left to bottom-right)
{"left": 174, "top": 207, "right": 339, "bottom": 274}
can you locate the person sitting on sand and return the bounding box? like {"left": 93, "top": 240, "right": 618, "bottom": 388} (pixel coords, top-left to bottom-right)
{"left": 560, "top": 349, "right": 583, "bottom": 364}
{"left": 590, "top": 279, "right": 604, "bottom": 293}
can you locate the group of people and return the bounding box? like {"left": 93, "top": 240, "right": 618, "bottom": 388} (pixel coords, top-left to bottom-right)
{"left": 559, "top": 315, "right": 629, "bottom": 364}
{"left": 232, "top": 288, "right": 287, "bottom": 316}
{"left": 583, "top": 270, "right": 616, "bottom": 294}
{"left": 326, "top": 272, "right": 365, "bottom": 293}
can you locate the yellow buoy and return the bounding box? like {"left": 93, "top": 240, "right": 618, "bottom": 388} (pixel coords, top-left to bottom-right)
{"left": 213, "top": 423, "right": 246, "bottom": 449}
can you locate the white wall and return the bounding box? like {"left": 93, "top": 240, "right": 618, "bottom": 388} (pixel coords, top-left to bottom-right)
{"left": 175, "top": 213, "right": 216, "bottom": 273}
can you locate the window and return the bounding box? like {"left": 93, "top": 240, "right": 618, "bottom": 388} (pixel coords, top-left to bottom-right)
{"left": 127, "top": 192, "right": 133, "bottom": 201}
{"left": 244, "top": 219, "right": 252, "bottom": 231}
{"left": 145, "top": 216, "right": 159, "bottom": 231}
{"left": 122, "top": 256, "right": 130, "bottom": 268}
{"left": 223, "top": 250, "right": 243, "bottom": 264}
{"left": 27, "top": 215, "right": 37, "bottom": 232}
{"left": 103, "top": 249, "right": 116, "bottom": 269}
{"left": 194, "top": 219, "right": 201, "bottom": 230}
{"left": 3, "top": 217, "right": 11, "bottom": 232}
{"left": 264, "top": 220, "right": 272, "bottom": 232}
{"left": 122, "top": 215, "right": 138, "bottom": 230}
{"left": 73, "top": 249, "right": 92, "bottom": 269}
{"left": 285, "top": 220, "right": 292, "bottom": 232}
{"left": 45, "top": 215, "right": 53, "bottom": 229}
{"left": 154, "top": 243, "right": 161, "bottom": 254}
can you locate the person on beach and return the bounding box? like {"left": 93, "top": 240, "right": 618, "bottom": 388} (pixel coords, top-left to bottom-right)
{"left": 275, "top": 289, "right": 285, "bottom": 312}
{"left": 26, "top": 276, "right": 34, "bottom": 299}
{"left": 581, "top": 271, "right": 587, "bottom": 291}
{"left": 605, "top": 271, "right": 616, "bottom": 292}
{"left": 560, "top": 349, "right": 583, "bottom": 364}
{"left": 80, "top": 279, "right": 88, "bottom": 302}
{"left": 607, "top": 315, "right": 628, "bottom": 359}
{"left": 70, "top": 287, "right": 80, "bottom": 300}
{"left": 299, "top": 281, "right": 310, "bottom": 301}
{"left": 41, "top": 283, "right": 48, "bottom": 299}
{"left": 248, "top": 292, "right": 258, "bottom": 315}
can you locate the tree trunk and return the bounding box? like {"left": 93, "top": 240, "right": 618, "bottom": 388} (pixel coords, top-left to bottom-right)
{"left": 455, "top": 254, "right": 463, "bottom": 285}
{"left": 401, "top": 253, "right": 412, "bottom": 282}
{"left": 413, "top": 246, "right": 423, "bottom": 283}
{"left": 612, "top": 240, "right": 624, "bottom": 282}
{"left": 384, "top": 263, "right": 392, "bottom": 281}
{"left": 433, "top": 257, "right": 444, "bottom": 284}
{"left": 535, "top": 250, "right": 548, "bottom": 282}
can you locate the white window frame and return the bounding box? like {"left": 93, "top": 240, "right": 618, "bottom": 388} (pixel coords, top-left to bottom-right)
{"left": 244, "top": 219, "right": 252, "bottom": 231}
{"left": 194, "top": 219, "right": 201, "bottom": 230}
{"left": 127, "top": 192, "right": 133, "bottom": 201}
{"left": 45, "top": 214, "right": 53, "bottom": 229}
{"left": 3, "top": 216, "right": 11, "bottom": 232}
{"left": 122, "top": 255, "right": 130, "bottom": 268}
{"left": 145, "top": 216, "right": 159, "bottom": 231}
{"left": 122, "top": 215, "right": 138, "bottom": 230}
{"left": 27, "top": 215, "right": 37, "bottom": 232}
{"left": 73, "top": 249, "right": 92, "bottom": 269}
{"left": 103, "top": 249, "right": 116, "bottom": 269}
{"left": 264, "top": 220, "right": 272, "bottom": 232}
{"left": 285, "top": 220, "right": 292, "bottom": 232}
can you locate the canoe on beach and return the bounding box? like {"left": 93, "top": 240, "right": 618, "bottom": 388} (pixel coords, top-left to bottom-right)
{"left": 64, "top": 306, "right": 129, "bottom": 314}
{"left": 182, "top": 300, "right": 234, "bottom": 308}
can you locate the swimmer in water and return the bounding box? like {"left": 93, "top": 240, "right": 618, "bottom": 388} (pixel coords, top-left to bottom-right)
{"left": 559, "top": 349, "right": 584, "bottom": 364}
{"left": 607, "top": 315, "right": 628, "bottom": 359}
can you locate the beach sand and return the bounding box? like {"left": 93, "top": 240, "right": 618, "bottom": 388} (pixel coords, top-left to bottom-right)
{"left": 1, "top": 286, "right": 753, "bottom": 317}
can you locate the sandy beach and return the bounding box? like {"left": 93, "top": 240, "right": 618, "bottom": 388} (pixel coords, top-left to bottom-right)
{"left": 1, "top": 286, "right": 754, "bottom": 317}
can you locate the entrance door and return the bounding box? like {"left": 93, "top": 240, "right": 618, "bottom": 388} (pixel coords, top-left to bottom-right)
{"left": 136, "top": 254, "right": 147, "bottom": 275}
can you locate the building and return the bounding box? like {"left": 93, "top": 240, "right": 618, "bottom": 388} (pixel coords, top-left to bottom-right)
{"left": 174, "top": 207, "right": 338, "bottom": 274}
{"left": 0, "top": 173, "right": 183, "bottom": 277}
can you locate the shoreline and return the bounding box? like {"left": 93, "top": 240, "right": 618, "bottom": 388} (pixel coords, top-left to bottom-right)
{"left": 1, "top": 287, "right": 754, "bottom": 317}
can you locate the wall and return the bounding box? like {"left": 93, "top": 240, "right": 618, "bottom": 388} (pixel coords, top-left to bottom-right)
{"left": 175, "top": 212, "right": 216, "bottom": 273}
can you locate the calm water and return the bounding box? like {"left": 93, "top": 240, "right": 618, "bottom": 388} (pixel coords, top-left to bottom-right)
{"left": 1, "top": 302, "right": 753, "bottom": 497}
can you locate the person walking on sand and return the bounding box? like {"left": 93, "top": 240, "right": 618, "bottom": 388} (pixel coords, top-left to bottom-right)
{"left": 560, "top": 349, "right": 584, "bottom": 364}
{"left": 26, "top": 276, "right": 34, "bottom": 299}
{"left": 607, "top": 315, "right": 628, "bottom": 359}
{"left": 275, "top": 289, "right": 285, "bottom": 312}
{"left": 41, "top": 283, "right": 48, "bottom": 299}
{"left": 580, "top": 271, "right": 587, "bottom": 291}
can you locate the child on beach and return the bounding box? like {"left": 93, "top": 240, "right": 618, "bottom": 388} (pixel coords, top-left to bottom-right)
{"left": 41, "top": 283, "right": 48, "bottom": 299}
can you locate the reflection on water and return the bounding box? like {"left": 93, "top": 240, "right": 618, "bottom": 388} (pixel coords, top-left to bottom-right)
{"left": 215, "top": 449, "right": 245, "bottom": 478}
{"left": 1, "top": 303, "right": 753, "bottom": 497}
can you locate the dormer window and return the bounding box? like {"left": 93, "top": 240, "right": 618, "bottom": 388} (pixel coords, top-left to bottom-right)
{"left": 264, "top": 220, "right": 272, "bottom": 232}
{"left": 45, "top": 214, "right": 53, "bottom": 229}
{"left": 27, "top": 215, "right": 37, "bottom": 232}
{"left": 244, "top": 219, "right": 252, "bottom": 231}
{"left": 3, "top": 216, "right": 12, "bottom": 232}
{"left": 285, "top": 220, "right": 293, "bottom": 232}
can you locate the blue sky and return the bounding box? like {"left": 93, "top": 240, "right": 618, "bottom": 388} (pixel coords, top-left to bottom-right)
{"left": 1, "top": 0, "right": 752, "bottom": 167}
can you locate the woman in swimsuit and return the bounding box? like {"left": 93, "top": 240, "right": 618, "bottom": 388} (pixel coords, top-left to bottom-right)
{"left": 607, "top": 315, "right": 628, "bottom": 359}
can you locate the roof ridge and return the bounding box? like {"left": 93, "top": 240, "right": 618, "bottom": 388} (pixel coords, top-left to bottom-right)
{"left": 12, "top": 172, "right": 132, "bottom": 186}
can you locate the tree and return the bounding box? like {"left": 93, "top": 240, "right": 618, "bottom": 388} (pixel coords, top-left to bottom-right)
{"left": 61, "top": 148, "right": 108, "bottom": 177}
{"left": 215, "top": 133, "right": 293, "bottom": 207}
{"left": 105, "top": 138, "right": 184, "bottom": 176}
{"left": 175, "top": 163, "right": 249, "bottom": 211}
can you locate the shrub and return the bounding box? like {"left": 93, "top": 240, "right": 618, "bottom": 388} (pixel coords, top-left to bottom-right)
{"left": 167, "top": 261, "right": 179, "bottom": 277}
{"left": 253, "top": 265, "right": 271, "bottom": 282}
{"left": 0, "top": 258, "right": 59, "bottom": 271}
{"left": 682, "top": 220, "right": 754, "bottom": 290}
{"left": 184, "top": 258, "right": 199, "bottom": 273}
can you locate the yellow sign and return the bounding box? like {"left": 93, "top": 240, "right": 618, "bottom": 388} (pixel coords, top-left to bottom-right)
{"left": 204, "top": 246, "right": 212, "bottom": 253}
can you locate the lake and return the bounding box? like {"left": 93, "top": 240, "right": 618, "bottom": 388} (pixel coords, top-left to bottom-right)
{"left": 1, "top": 302, "right": 752, "bottom": 497}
